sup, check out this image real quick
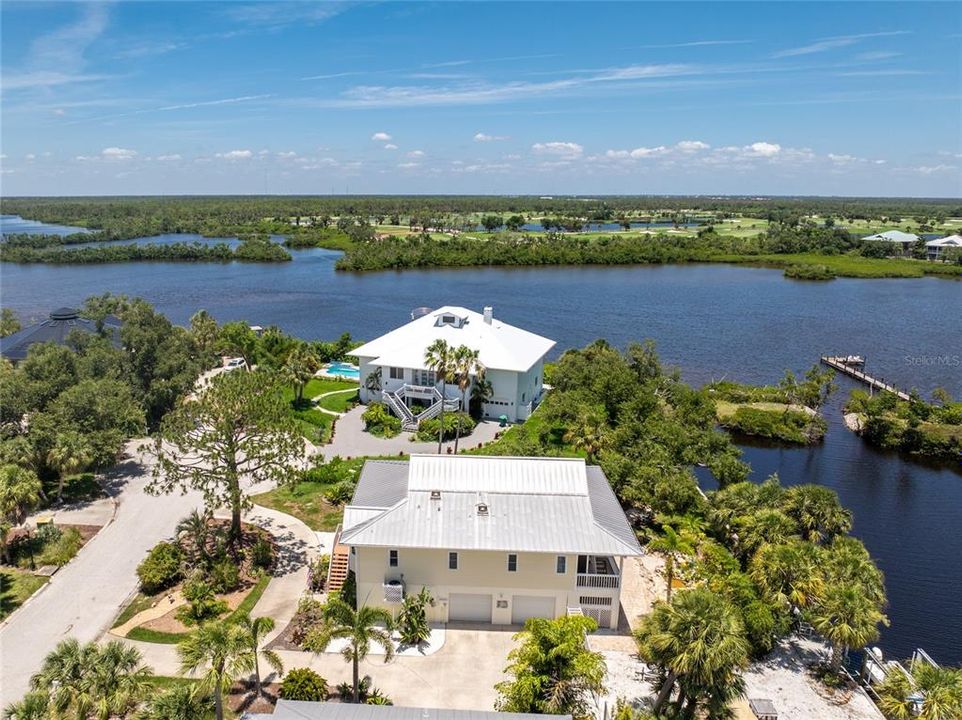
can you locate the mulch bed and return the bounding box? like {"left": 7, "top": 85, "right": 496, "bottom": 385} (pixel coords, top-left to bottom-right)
{"left": 228, "top": 681, "right": 280, "bottom": 714}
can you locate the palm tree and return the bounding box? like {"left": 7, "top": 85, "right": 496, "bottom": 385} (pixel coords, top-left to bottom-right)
{"left": 750, "top": 541, "right": 824, "bottom": 614}
{"left": 136, "top": 684, "right": 216, "bottom": 720}
{"left": 733, "top": 508, "right": 796, "bottom": 559}
{"left": 2, "top": 691, "right": 50, "bottom": 720}
{"left": 808, "top": 583, "right": 888, "bottom": 672}
{"left": 178, "top": 619, "right": 254, "bottom": 720}
{"left": 176, "top": 510, "right": 212, "bottom": 568}
{"left": 562, "top": 409, "right": 608, "bottom": 462}
{"left": 451, "top": 345, "right": 484, "bottom": 453}
{"left": 646, "top": 523, "right": 697, "bottom": 602}
{"left": 423, "top": 339, "right": 454, "bottom": 453}
{"left": 236, "top": 614, "right": 284, "bottom": 697}
{"left": 780, "top": 484, "right": 852, "bottom": 543}
{"left": 0, "top": 464, "right": 42, "bottom": 526}
{"left": 635, "top": 588, "right": 750, "bottom": 717}
{"left": 876, "top": 660, "right": 962, "bottom": 720}
{"left": 469, "top": 377, "right": 493, "bottom": 417}
{"left": 46, "top": 431, "right": 93, "bottom": 502}
{"left": 304, "top": 597, "right": 394, "bottom": 703}
{"left": 822, "top": 536, "right": 887, "bottom": 606}
{"left": 282, "top": 345, "right": 320, "bottom": 405}
{"left": 27, "top": 638, "right": 152, "bottom": 720}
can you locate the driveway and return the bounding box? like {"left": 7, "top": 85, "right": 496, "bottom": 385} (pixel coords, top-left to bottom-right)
{"left": 317, "top": 406, "right": 504, "bottom": 459}
{"left": 0, "top": 441, "right": 204, "bottom": 707}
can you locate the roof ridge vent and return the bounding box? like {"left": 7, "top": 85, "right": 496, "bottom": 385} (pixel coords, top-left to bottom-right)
{"left": 476, "top": 501, "right": 489, "bottom": 516}
{"left": 430, "top": 489, "right": 441, "bottom": 500}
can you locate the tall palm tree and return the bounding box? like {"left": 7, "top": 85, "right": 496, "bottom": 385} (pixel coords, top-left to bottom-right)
{"left": 282, "top": 345, "right": 320, "bottom": 405}
{"left": 750, "top": 540, "right": 824, "bottom": 614}
{"left": 469, "top": 377, "right": 493, "bottom": 417}
{"left": 562, "top": 409, "right": 608, "bottom": 463}
{"left": 304, "top": 597, "right": 394, "bottom": 703}
{"left": 0, "top": 464, "right": 42, "bottom": 526}
{"left": 178, "top": 619, "right": 254, "bottom": 720}
{"left": 423, "top": 339, "right": 454, "bottom": 453}
{"left": 236, "top": 614, "right": 284, "bottom": 697}
{"left": 27, "top": 638, "right": 152, "bottom": 720}
{"left": 822, "top": 536, "right": 887, "bottom": 606}
{"left": 135, "top": 684, "right": 216, "bottom": 720}
{"left": 780, "top": 484, "right": 852, "bottom": 543}
{"left": 876, "top": 660, "right": 962, "bottom": 720}
{"left": 2, "top": 691, "right": 50, "bottom": 720}
{"left": 451, "top": 345, "right": 484, "bottom": 453}
{"left": 635, "top": 588, "right": 750, "bottom": 717}
{"left": 46, "top": 431, "right": 94, "bottom": 502}
{"left": 646, "top": 524, "right": 697, "bottom": 602}
{"left": 809, "top": 583, "right": 888, "bottom": 672}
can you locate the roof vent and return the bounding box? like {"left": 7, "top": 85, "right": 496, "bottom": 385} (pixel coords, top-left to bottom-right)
{"left": 477, "top": 502, "right": 489, "bottom": 516}
{"left": 49, "top": 307, "right": 80, "bottom": 321}
{"left": 430, "top": 490, "right": 441, "bottom": 501}
{"left": 483, "top": 306, "right": 493, "bottom": 325}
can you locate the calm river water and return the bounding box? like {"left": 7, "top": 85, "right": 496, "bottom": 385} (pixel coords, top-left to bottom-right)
{"left": 2, "top": 218, "right": 960, "bottom": 663}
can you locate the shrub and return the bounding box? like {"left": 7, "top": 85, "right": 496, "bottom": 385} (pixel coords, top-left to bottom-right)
{"left": 252, "top": 535, "right": 274, "bottom": 570}
{"left": 290, "top": 596, "right": 327, "bottom": 646}
{"left": 137, "top": 541, "right": 184, "bottom": 594}
{"left": 362, "top": 403, "right": 402, "bottom": 437}
{"left": 176, "top": 571, "right": 228, "bottom": 625}
{"left": 415, "top": 412, "right": 475, "bottom": 442}
{"left": 308, "top": 554, "right": 330, "bottom": 592}
{"left": 323, "top": 480, "right": 356, "bottom": 506}
{"left": 33, "top": 526, "right": 83, "bottom": 567}
{"left": 397, "top": 587, "right": 434, "bottom": 646}
{"left": 209, "top": 556, "right": 241, "bottom": 593}
{"left": 784, "top": 264, "right": 836, "bottom": 280}
{"left": 280, "top": 667, "right": 329, "bottom": 701}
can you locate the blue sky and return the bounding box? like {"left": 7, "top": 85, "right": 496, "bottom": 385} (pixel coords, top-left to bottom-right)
{"left": 1, "top": 1, "right": 960, "bottom": 197}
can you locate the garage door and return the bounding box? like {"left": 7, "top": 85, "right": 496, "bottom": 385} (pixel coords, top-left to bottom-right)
{"left": 511, "top": 595, "right": 556, "bottom": 625}
{"left": 449, "top": 593, "right": 492, "bottom": 623}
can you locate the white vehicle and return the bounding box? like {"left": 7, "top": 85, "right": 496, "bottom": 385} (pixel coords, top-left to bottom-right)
{"left": 224, "top": 357, "right": 246, "bottom": 371}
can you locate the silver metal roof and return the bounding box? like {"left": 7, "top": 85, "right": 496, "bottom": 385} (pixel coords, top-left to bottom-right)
{"left": 340, "top": 456, "right": 642, "bottom": 556}
{"left": 270, "top": 701, "right": 568, "bottom": 720}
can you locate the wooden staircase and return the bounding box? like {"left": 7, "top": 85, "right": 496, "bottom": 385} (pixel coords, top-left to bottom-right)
{"left": 326, "top": 525, "right": 350, "bottom": 593}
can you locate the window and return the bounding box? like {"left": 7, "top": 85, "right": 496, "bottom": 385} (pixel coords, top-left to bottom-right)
{"left": 448, "top": 551, "right": 459, "bottom": 570}
{"left": 522, "top": 392, "right": 526, "bottom": 403}
{"left": 389, "top": 367, "right": 404, "bottom": 380}
{"left": 507, "top": 554, "right": 518, "bottom": 572}
{"left": 389, "top": 549, "right": 398, "bottom": 567}
{"left": 417, "top": 369, "right": 437, "bottom": 386}
{"left": 556, "top": 556, "right": 567, "bottom": 574}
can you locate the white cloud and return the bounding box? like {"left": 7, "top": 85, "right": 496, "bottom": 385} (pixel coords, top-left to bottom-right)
{"left": 371, "top": 131, "right": 392, "bottom": 141}
{"left": 676, "top": 140, "right": 710, "bottom": 152}
{"left": 397, "top": 162, "right": 420, "bottom": 169}
{"left": 532, "top": 141, "right": 583, "bottom": 158}
{"left": 746, "top": 142, "right": 781, "bottom": 157}
{"left": 773, "top": 31, "right": 909, "bottom": 58}
{"left": 157, "top": 154, "right": 182, "bottom": 161}
{"left": 474, "top": 132, "right": 508, "bottom": 142}
{"left": 828, "top": 153, "right": 857, "bottom": 163}
{"left": 383, "top": 143, "right": 398, "bottom": 150}
{"left": 277, "top": 151, "right": 298, "bottom": 158}
{"left": 24, "top": 153, "right": 36, "bottom": 161}
{"left": 406, "top": 150, "right": 425, "bottom": 158}
{"left": 101, "top": 147, "right": 138, "bottom": 160}
{"left": 217, "top": 149, "right": 253, "bottom": 160}
{"left": 913, "top": 164, "right": 955, "bottom": 175}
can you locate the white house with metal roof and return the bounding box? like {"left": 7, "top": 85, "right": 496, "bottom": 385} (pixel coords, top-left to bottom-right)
{"left": 336, "top": 454, "right": 642, "bottom": 630}
{"left": 925, "top": 234, "right": 962, "bottom": 260}
{"left": 861, "top": 230, "right": 920, "bottom": 255}
{"left": 350, "top": 306, "right": 555, "bottom": 428}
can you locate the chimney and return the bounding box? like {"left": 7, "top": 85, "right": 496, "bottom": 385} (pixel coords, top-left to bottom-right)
{"left": 483, "top": 306, "right": 493, "bottom": 325}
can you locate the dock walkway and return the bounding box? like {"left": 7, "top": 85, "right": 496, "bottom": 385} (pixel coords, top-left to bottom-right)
{"left": 820, "top": 356, "right": 912, "bottom": 401}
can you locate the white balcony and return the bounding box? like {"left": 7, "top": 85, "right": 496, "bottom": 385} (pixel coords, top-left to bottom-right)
{"left": 576, "top": 573, "right": 620, "bottom": 589}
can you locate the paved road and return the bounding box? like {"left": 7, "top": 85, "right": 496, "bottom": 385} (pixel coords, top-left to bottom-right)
{"left": 0, "top": 441, "right": 203, "bottom": 707}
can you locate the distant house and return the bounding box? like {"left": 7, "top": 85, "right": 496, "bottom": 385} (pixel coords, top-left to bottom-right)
{"left": 251, "top": 701, "right": 570, "bottom": 720}
{"left": 0, "top": 307, "right": 122, "bottom": 363}
{"left": 336, "top": 454, "right": 643, "bottom": 630}
{"left": 861, "top": 230, "right": 920, "bottom": 255}
{"left": 350, "top": 305, "right": 555, "bottom": 428}
{"left": 925, "top": 234, "right": 962, "bottom": 261}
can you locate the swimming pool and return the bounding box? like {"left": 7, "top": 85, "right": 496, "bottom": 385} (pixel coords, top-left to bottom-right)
{"left": 324, "top": 361, "right": 360, "bottom": 379}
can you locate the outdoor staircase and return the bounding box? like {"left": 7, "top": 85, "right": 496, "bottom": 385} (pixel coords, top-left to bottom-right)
{"left": 383, "top": 385, "right": 459, "bottom": 431}
{"left": 326, "top": 525, "right": 350, "bottom": 593}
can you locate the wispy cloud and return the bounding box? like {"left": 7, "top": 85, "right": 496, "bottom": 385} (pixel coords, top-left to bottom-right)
{"left": 371, "top": 132, "right": 392, "bottom": 141}
{"left": 222, "top": 2, "right": 349, "bottom": 29}
{"left": 633, "top": 39, "right": 753, "bottom": 49}
{"left": 773, "top": 31, "right": 910, "bottom": 58}
{"left": 474, "top": 132, "right": 509, "bottom": 142}
{"left": 532, "top": 141, "right": 583, "bottom": 158}
{"left": 65, "top": 95, "right": 274, "bottom": 124}
{"left": 835, "top": 69, "right": 926, "bottom": 77}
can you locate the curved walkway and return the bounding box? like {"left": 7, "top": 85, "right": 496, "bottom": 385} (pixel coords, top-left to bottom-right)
{"left": 310, "top": 388, "right": 358, "bottom": 418}
{"left": 317, "top": 406, "right": 503, "bottom": 460}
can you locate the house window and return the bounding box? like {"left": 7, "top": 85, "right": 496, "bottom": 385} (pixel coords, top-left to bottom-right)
{"left": 556, "top": 556, "right": 567, "bottom": 574}
{"left": 417, "top": 369, "right": 437, "bottom": 386}
{"left": 389, "top": 549, "right": 398, "bottom": 567}
{"left": 522, "top": 392, "right": 526, "bottom": 403}
{"left": 448, "top": 551, "right": 459, "bottom": 570}
{"left": 389, "top": 367, "right": 404, "bottom": 380}
{"left": 507, "top": 554, "right": 518, "bottom": 572}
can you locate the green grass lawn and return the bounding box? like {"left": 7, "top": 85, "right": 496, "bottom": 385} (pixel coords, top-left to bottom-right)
{"left": 251, "top": 480, "right": 345, "bottom": 531}
{"left": 714, "top": 400, "right": 796, "bottom": 419}
{"left": 281, "top": 378, "right": 357, "bottom": 444}
{"left": 316, "top": 388, "right": 358, "bottom": 413}
{"left": 0, "top": 567, "right": 48, "bottom": 619}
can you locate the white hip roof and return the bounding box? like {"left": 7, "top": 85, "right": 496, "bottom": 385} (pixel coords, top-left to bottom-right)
{"left": 925, "top": 234, "right": 962, "bottom": 248}
{"left": 349, "top": 305, "right": 555, "bottom": 373}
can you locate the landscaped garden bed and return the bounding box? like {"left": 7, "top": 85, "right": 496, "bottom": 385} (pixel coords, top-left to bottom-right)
{"left": 251, "top": 456, "right": 364, "bottom": 531}
{"left": 114, "top": 514, "right": 275, "bottom": 643}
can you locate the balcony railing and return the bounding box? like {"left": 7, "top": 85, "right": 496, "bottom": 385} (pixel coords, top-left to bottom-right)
{"left": 576, "top": 573, "right": 620, "bottom": 589}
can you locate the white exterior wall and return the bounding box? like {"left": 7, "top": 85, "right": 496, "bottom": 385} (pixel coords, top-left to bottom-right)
{"left": 357, "top": 356, "right": 377, "bottom": 403}
{"left": 481, "top": 368, "right": 520, "bottom": 421}
{"left": 352, "top": 546, "right": 621, "bottom": 628}
{"left": 513, "top": 359, "right": 545, "bottom": 420}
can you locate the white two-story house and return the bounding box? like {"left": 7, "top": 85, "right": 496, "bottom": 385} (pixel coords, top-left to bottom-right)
{"left": 350, "top": 306, "right": 555, "bottom": 428}
{"left": 337, "top": 454, "right": 643, "bottom": 630}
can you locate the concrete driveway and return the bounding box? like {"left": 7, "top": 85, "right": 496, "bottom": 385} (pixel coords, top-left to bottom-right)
{"left": 0, "top": 441, "right": 204, "bottom": 707}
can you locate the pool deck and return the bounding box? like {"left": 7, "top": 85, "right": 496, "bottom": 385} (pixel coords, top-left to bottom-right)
{"left": 316, "top": 364, "right": 360, "bottom": 380}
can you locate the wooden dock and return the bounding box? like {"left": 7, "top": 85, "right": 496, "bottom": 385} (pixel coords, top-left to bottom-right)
{"left": 820, "top": 356, "right": 912, "bottom": 401}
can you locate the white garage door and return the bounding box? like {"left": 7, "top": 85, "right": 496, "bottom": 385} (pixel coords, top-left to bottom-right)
{"left": 511, "top": 595, "right": 556, "bottom": 625}
{"left": 449, "top": 593, "right": 492, "bottom": 623}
